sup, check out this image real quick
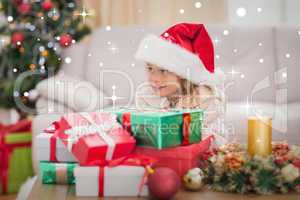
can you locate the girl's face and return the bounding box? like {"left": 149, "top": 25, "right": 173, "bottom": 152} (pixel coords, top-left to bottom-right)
{"left": 146, "top": 63, "right": 180, "bottom": 97}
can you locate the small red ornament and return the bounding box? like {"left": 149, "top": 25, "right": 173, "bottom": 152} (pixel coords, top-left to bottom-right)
{"left": 293, "top": 159, "right": 300, "bottom": 168}
{"left": 275, "top": 156, "right": 289, "bottom": 165}
{"left": 59, "top": 34, "right": 72, "bottom": 47}
{"left": 41, "top": 1, "right": 53, "bottom": 11}
{"left": 11, "top": 32, "right": 25, "bottom": 46}
{"left": 148, "top": 167, "right": 180, "bottom": 200}
{"left": 18, "top": 3, "right": 31, "bottom": 15}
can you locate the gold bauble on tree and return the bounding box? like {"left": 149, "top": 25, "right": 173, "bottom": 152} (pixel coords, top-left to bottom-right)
{"left": 37, "top": 12, "right": 44, "bottom": 18}
{"left": 19, "top": 47, "right": 25, "bottom": 53}
{"left": 52, "top": 15, "right": 59, "bottom": 21}
{"left": 29, "top": 64, "right": 36, "bottom": 70}
{"left": 41, "top": 50, "right": 49, "bottom": 57}
{"left": 64, "top": 20, "right": 71, "bottom": 26}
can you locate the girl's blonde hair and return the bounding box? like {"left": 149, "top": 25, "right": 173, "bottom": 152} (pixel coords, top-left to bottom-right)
{"left": 167, "top": 78, "right": 213, "bottom": 108}
{"left": 180, "top": 78, "right": 199, "bottom": 96}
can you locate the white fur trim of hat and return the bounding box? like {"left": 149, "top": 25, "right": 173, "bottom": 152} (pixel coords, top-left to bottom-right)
{"left": 135, "top": 34, "right": 224, "bottom": 86}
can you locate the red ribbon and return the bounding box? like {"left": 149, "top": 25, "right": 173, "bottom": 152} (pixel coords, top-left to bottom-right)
{"left": 49, "top": 134, "right": 58, "bottom": 162}
{"left": 98, "top": 167, "right": 105, "bottom": 197}
{"left": 122, "top": 112, "right": 132, "bottom": 133}
{"left": 44, "top": 122, "right": 60, "bottom": 162}
{"left": 96, "top": 154, "right": 156, "bottom": 197}
{"left": 182, "top": 113, "right": 191, "bottom": 145}
{"left": 0, "top": 119, "right": 31, "bottom": 194}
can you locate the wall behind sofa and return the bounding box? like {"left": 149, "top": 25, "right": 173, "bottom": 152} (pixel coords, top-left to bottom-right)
{"left": 83, "top": 0, "right": 228, "bottom": 27}
{"left": 228, "top": 0, "right": 300, "bottom": 26}
{"left": 84, "top": 0, "right": 300, "bottom": 28}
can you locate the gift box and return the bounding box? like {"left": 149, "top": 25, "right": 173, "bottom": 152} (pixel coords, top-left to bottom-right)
{"left": 106, "top": 107, "right": 203, "bottom": 149}
{"left": 74, "top": 155, "right": 154, "bottom": 197}
{"left": 134, "top": 135, "right": 214, "bottom": 177}
{"left": 36, "top": 128, "right": 77, "bottom": 163}
{"left": 39, "top": 161, "right": 77, "bottom": 185}
{"left": 56, "top": 112, "right": 136, "bottom": 165}
{"left": 0, "top": 119, "right": 34, "bottom": 194}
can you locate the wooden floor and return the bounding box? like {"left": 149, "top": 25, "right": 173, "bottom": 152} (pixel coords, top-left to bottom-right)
{"left": 0, "top": 195, "right": 16, "bottom": 200}
{"left": 27, "top": 179, "right": 300, "bottom": 200}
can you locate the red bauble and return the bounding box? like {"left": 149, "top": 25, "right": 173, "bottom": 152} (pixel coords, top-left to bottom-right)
{"left": 41, "top": 1, "right": 53, "bottom": 11}
{"left": 59, "top": 34, "right": 73, "bottom": 47}
{"left": 11, "top": 32, "right": 25, "bottom": 45}
{"left": 293, "top": 159, "right": 300, "bottom": 168}
{"left": 148, "top": 167, "right": 181, "bottom": 200}
{"left": 18, "top": 3, "right": 31, "bottom": 15}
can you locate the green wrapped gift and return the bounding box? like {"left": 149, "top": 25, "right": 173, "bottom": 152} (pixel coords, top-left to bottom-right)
{"left": 0, "top": 119, "right": 34, "bottom": 194}
{"left": 105, "top": 107, "right": 203, "bottom": 149}
{"left": 39, "top": 162, "right": 77, "bottom": 185}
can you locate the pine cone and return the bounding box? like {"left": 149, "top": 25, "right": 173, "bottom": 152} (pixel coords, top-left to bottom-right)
{"left": 225, "top": 152, "right": 246, "bottom": 170}
{"left": 219, "top": 143, "right": 243, "bottom": 154}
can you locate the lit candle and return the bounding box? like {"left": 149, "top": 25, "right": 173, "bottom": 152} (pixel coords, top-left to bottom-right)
{"left": 247, "top": 117, "right": 272, "bottom": 156}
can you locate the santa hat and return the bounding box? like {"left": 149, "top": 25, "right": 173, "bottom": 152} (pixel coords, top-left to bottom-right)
{"left": 135, "top": 23, "right": 223, "bottom": 85}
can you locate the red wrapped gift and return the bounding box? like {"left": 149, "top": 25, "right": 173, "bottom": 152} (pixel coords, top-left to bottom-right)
{"left": 36, "top": 124, "right": 77, "bottom": 162}
{"left": 134, "top": 135, "right": 214, "bottom": 177}
{"left": 75, "top": 154, "right": 156, "bottom": 197}
{"left": 56, "top": 112, "right": 136, "bottom": 165}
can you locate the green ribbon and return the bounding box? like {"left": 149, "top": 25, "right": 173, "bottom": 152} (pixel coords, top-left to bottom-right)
{"left": 40, "top": 162, "right": 77, "bottom": 185}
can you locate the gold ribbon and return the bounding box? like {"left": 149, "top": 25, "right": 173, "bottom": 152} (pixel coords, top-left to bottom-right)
{"left": 55, "top": 164, "right": 68, "bottom": 184}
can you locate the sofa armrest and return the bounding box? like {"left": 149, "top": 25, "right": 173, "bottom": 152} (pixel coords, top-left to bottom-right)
{"left": 35, "top": 97, "right": 74, "bottom": 115}
{"left": 35, "top": 73, "right": 111, "bottom": 112}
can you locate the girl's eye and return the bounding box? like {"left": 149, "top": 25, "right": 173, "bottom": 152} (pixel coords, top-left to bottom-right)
{"left": 146, "top": 67, "right": 153, "bottom": 72}
{"left": 160, "top": 69, "right": 167, "bottom": 74}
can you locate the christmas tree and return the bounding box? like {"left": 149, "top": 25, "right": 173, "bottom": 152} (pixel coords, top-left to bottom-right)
{"left": 0, "top": 0, "right": 90, "bottom": 115}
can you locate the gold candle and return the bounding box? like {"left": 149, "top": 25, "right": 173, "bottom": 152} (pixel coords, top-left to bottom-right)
{"left": 248, "top": 117, "right": 272, "bottom": 157}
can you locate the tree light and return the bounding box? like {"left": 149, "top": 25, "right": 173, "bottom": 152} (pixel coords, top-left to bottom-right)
{"left": 194, "top": 2, "right": 202, "bottom": 8}
{"left": 257, "top": 8, "right": 262, "bottom": 13}
{"left": 65, "top": 57, "right": 72, "bottom": 64}
{"left": 7, "top": 16, "right": 13, "bottom": 22}
{"left": 259, "top": 58, "right": 264, "bottom": 63}
{"left": 236, "top": 7, "right": 247, "bottom": 17}
{"left": 223, "top": 30, "right": 229, "bottom": 36}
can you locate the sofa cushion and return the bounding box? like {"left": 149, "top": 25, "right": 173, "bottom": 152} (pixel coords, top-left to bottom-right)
{"left": 226, "top": 101, "right": 300, "bottom": 144}
{"left": 84, "top": 26, "right": 167, "bottom": 106}
{"left": 287, "top": 102, "right": 300, "bottom": 144}
{"left": 35, "top": 97, "right": 74, "bottom": 115}
{"left": 207, "top": 25, "right": 277, "bottom": 103}
{"left": 36, "top": 73, "right": 111, "bottom": 112}
{"left": 275, "top": 26, "right": 300, "bottom": 102}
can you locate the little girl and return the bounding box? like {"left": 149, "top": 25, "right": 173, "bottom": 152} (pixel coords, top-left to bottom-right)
{"left": 134, "top": 23, "right": 226, "bottom": 144}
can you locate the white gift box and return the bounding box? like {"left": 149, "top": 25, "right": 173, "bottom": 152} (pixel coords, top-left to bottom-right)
{"left": 74, "top": 166, "right": 148, "bottom": 197}
{"left": 36, "top": 132, "right": 77, "bottom": 162}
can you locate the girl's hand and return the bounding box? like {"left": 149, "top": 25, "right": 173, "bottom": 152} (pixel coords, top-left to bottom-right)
{"left": 175, "top": 94, "right": 213, "bottom": 109}
{"left": 175, "top": 95, "right": 200, "bottom": 109}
